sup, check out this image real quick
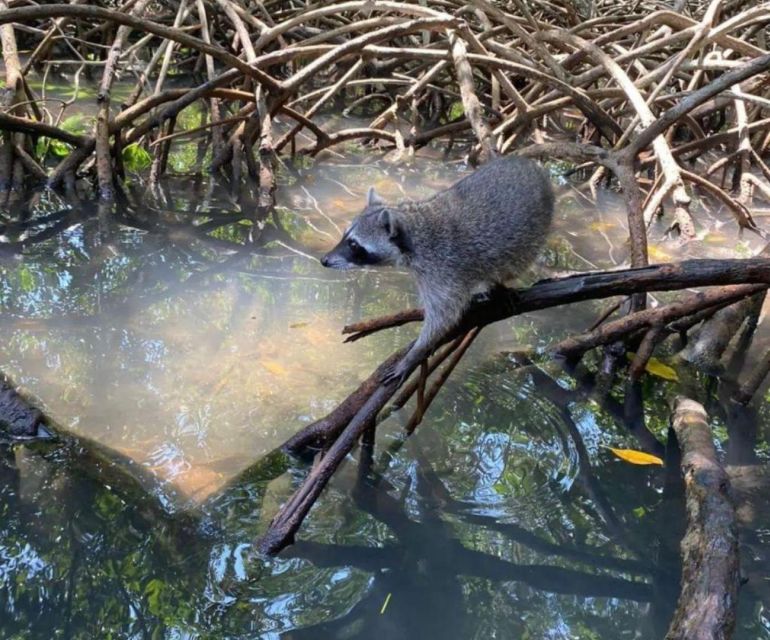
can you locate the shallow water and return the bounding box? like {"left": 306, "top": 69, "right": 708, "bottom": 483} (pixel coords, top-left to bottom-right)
{"left": 2, "top": 151, "right": 770, "bottom": 639}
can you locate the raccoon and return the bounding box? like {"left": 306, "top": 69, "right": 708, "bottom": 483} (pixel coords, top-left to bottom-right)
{"left": 321, "top": 155, "right": 554, "bottom": 385}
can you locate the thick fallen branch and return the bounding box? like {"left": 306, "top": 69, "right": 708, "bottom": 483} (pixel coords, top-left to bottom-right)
{"left": 258, "top": 377, "right": 409, "bottom": 555}
{"left": 342, "top": 258, "right": 770, "bottom": 340}
{"left": 665, "top": 397, "right": 739, "bottom": 640}
{"left": 281, "top": 349, "right": 406, "bottom": 456}
{"left": 261, "top": 257, "right": 770, "bottom": 555}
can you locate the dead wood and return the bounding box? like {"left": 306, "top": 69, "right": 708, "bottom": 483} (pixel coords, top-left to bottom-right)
{"left": 665, "top": 397, "right": 739, "bottom": 640}
{"left": 343, "top": 258, "right": 770, "bottom": 341}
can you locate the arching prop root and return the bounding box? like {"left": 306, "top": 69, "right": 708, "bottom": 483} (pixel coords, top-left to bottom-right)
{"left": 1, "top": 1, "right": 770, "bottom": 221}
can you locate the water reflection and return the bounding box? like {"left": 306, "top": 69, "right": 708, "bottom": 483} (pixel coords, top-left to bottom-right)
{"left": 1, "top": 158, "right": 770, "bottom": 637}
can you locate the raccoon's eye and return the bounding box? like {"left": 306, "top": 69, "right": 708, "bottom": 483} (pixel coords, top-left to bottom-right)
{"left": 347, "top": 238, "right": 360, "bottom": 251}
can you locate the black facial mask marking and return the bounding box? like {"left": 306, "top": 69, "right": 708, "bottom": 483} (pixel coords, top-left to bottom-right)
{"left": 345, "top": 237, "right": 382, "bottom": 265}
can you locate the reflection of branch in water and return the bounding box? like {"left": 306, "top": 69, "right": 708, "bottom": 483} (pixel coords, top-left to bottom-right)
{"left": 451, "top": 357, "right": 652, "bottom": 562}
{"left": 0, "top": 206, "right": 73, "bottom": 236}
{"left": 283, "top": 449, "right": 652, "bottom": 638}
{"left": 520, "top": 361, "right": 646, "bottom": 551}
{"left": 0, "top": 207, "right": 90, "bottom": 254}
{"left": 0, "top": 189, "right": 323, "bottom": 329}
{"left": 412, "top": 447, "right": 651, "bottom": 576}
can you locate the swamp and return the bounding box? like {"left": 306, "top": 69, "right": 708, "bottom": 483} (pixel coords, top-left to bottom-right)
{"left": 1, "top": 0, "right": 770, "bottom": 638}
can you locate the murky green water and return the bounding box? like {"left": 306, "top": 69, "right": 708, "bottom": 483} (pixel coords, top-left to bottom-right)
{"left": 2, "top": 153, "right": 770, "bottom": 639}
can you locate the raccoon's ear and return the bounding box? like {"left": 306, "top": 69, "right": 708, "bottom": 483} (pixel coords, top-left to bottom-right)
{"left": 378, "top": 208, "right": 401, "bottom": 240}
{"left": 366, "top": 186, "right": 385, "bottom": 207}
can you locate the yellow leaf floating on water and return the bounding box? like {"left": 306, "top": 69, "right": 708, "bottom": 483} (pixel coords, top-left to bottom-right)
{"left": 645, "top": 357, "right": 680, "bottom": 381}
{"left": 609, "top": 448, "right": 664, "bottom": 466}
{"left": 626, "top": 353, "right": 679, "bottom": 381}
{"left": 588, "top": 221, "right": 616, "bottom": 231}
{"left": 261, "top": 360, "right": 289, "bottom": 376}
{"left": 704, "top": 232, "right": 728, "bottom": 244}
{"left": 647, "top": 245, "right": 673, "bottom": 262}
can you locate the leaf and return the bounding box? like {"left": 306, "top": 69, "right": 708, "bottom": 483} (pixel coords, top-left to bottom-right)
{"left": 626, "top": 353, "right": 679, "bottom": 381}
{"left": 448, "top": 101, "right": 464, "bottom": 120}
{"left": 588, "top": 221, "right": 615, "bottom": 231}
{"left": 38, "top": 137, "right": 72, "bottom": 158}
{"left": 645, "top": 357, "right": 679, "bottom": 381}
{"left": 122, "top": 143, "right": 153, "bottom": 172}
{"left": 261, "top": 360, "right": 288, "bottom": 376}
{"left": 60, "top": 114, "right": 90, "bottom": 135}
{"left": 18, "top": 265, "right": 35, "bottom": 292}
{"left": 609, "top": 447, "right": 664, "bottom": 466}
{"left": 647, "top": 245, "right": 672, "bottom": 262}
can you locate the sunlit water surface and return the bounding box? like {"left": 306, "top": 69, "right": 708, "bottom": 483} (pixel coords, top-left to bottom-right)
{"left": 2, "top": 152, "right": 770, "bottom": 639}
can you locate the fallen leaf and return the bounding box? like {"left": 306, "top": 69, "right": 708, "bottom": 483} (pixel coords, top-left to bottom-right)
{"left": 645, "top": 357, "right": 679, "bottom": 381}
{"left": 626, "top": 353, "right": 679, "bottom": 381}
{"left": 261, "top": 360, "right": 289, "bottom": 376}
{"left": 704, "top": 232, "right": 728, "bottom": 244}
{"left": 609, "top": 447, "right": 664, "bottom": 466}
{"left": 588, "top": 221, "right": 616, "bottom": 231}
{"left": 647, "top": 245, "right": 673, "bottom": 262}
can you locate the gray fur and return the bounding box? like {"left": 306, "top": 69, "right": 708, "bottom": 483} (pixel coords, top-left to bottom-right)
{"left": 321, "top": 155, "right": 554, "bottom": 383}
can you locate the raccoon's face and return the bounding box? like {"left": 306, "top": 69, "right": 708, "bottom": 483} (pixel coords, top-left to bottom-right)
{"left": 320, "top": 189, "right": 408, "bottom": 270}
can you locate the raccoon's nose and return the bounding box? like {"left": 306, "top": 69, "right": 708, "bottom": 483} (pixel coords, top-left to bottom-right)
{"left": 320, "top": 255, "right": 330, "bottom": 268}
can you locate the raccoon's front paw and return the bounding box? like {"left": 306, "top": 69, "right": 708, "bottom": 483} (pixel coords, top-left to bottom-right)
{"left": 380, "top": 361, "right": 410, "bottom": 387}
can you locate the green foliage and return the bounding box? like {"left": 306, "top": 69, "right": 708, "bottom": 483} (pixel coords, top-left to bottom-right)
{"left": 448, "top": 100, "right": 465, "bottom": 120}
{"left": 122, "top": 143, "right": 153, "bottom": 172}
{"left": 176, "top": 103, "right": 205, "bottom": 131}
{"left": 35, "top": 136, "right": 71, "bottom": 158}
{"left": 16, "top": 265, "right": 36, "bottom": 293}
{"left": 34, "top": 115, "right": 93, "bottom": 161}
{"left": 144, "top": 579, "right": 165, "bottom": 616}
{"left": 60, "top": 114, "right": 91, "bottom": 135}
{"left": 168, "top": 142, "right": 199, "bottom": 173}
